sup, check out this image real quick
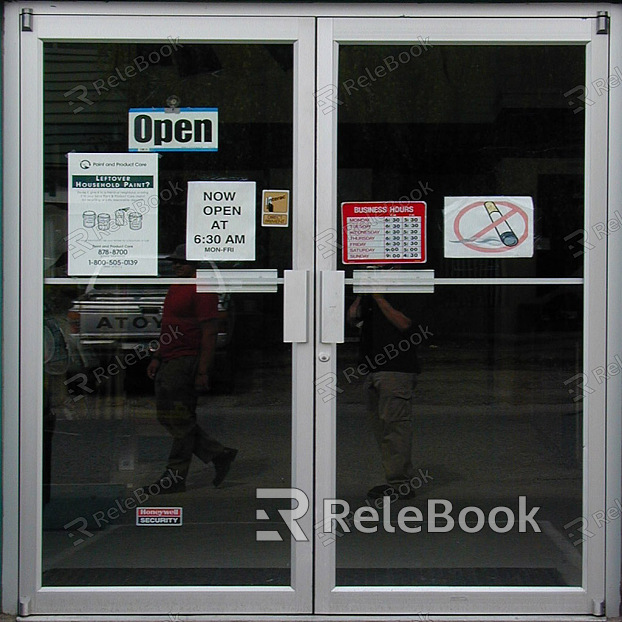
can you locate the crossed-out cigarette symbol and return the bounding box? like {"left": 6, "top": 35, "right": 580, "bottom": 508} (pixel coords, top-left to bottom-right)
{"left": 453, "top": 199, "right": 529, "bottom": 253}
{"left": 484, "top": 200, "right": 519, "bottom": 247}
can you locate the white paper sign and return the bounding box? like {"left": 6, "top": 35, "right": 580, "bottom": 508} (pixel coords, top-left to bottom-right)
{"left": 67, "top": 153, "right": 159, "bottom": 275}
{"left": 186, "top": 181, "right": 256, "bottom": 261}
{"left": 444, "top": 196, "right": 534, "bottom": 258}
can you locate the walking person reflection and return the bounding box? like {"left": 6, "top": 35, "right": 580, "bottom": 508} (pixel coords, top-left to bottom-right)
{"left": 347, "top": 269, "right": 420, "bottom": 503}
{"left": 146, "top": 244, "right": 237, "bottom": 493}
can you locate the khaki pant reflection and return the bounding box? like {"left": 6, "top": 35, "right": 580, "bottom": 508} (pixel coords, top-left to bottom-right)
{"left": 367, "top": 371, "right": 416, "bottom": 485}
{"left": 155, "top": 355, "right": 225, "bottom": 480}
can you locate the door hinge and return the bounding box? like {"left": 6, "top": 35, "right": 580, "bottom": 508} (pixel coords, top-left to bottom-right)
{"left": 592, "top": 598, "right": 605, "bottom": 616}
{"left": 19, "top": 596, "right": 30, "bottom": 616}
{"left": 21, "top": 8, "right": 33, "bottom": 32}
{"left": 597, "top": 11, "right": 609, "bottom": 35}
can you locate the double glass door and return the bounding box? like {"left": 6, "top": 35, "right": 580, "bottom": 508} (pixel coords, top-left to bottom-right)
{"left": 16, "top": 6, "right": 607, "bottom": 616}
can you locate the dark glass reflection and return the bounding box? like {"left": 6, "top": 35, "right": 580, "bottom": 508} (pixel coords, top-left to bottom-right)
{"left": 43, "top": 43, "right": 293, "bottom": 586}
{"left": 337, "top": 45, "right": 585, "bottom": 279}
{"left": 335, "top": 44, "right": 584, "bottom": 587}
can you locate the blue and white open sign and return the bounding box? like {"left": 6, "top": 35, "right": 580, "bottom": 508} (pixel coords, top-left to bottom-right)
{"left": 128, "top": 108, "right": 218, "bottom": 152}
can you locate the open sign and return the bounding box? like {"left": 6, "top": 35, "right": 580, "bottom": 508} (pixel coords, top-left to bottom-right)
{"left": 128, "top": 108, "right": 218, "bottom": 152}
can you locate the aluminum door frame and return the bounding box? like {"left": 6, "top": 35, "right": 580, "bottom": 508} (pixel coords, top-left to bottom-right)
{"left": 13, "top": 9, "right": 316, "bottom": 616}
{"left": 314, "top": 14, "right": 608, "bottom": 615}
{"left": 3, "top": 2, "right": 618, "bottom": 618}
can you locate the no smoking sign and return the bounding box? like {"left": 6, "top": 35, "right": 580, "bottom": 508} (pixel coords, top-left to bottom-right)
{"left": 444, "top": 196, "right": 534, "bottom": 258}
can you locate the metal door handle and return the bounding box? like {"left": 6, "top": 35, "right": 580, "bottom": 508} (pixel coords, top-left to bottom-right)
{"left": 283, "top": 270, "right": 308, "bottom": 343}
{"left": 320, "top": 271, "right": 344, "bottom": 344}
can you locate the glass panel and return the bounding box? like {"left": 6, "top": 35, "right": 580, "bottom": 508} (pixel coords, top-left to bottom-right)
{"left": 336, "top": 45, "right": 584, "bottom": 278}
{"left": 335, "top": 45, "right": 584, "bottom": 586}
{"left": 43, "top": 42, "right": 293, "bottom": 586}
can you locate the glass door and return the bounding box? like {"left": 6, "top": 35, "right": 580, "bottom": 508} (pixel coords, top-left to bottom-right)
{"left": 14, "top": 5, "right": 610, "bottom": 618}
{"left": 21, "top": 12, "right": 315, "bottom": 615}
{"left": 315, "top": 15, "right": 608, "bottom": 615}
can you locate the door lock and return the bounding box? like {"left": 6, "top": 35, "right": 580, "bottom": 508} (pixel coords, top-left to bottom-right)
{"left": 318, "top": 352, "right": 330, "bottom": 362}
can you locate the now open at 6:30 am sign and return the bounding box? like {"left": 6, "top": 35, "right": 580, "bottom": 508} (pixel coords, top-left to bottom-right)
{"left": 186, "top": 181, "right": 256, "bottom": 261}
{"left": 342, "top": 201, "right": 427, "bottom": 264}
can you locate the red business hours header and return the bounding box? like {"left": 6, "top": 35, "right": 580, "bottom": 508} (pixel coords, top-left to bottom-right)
{"left": 341, "top": 202, "right": 427, "bottom": 264}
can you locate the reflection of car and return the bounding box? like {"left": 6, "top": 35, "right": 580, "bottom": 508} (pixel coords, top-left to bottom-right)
{"left": 67, "top": 283, "right": 236, "bottom": 394}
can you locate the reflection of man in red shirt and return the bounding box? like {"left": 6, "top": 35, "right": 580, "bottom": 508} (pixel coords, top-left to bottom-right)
{"left": 147, "top": 245, "right": 237, "bottom": 493}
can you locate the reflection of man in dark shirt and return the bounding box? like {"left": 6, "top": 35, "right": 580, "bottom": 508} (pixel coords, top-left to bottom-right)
{"left": 348, "top": 291, "right": 420, "bottom": 500}
{"left": 359, "top": 293, "right": 421, "bottom": 375}
{"left": 146, "top": 244, "right": 237, "bottom": 493}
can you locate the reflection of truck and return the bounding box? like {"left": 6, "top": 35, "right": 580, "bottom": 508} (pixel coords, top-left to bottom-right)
{"left": 67, "top": 286, "right": 236, "bottom": 394}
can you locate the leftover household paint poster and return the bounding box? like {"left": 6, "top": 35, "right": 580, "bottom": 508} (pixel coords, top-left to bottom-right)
{"left": 444, "top": 196, "right": 534, "bottom": 258}
{"left": 67, "top": 153, "right": 159, "bottom": 276}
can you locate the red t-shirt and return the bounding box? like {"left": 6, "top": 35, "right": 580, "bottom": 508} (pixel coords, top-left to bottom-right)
{"left": 159, "top": 284, "right": 219, "bottom": 360}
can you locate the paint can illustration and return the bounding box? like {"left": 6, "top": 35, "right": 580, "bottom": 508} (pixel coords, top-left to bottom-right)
{"left": 82, "top": 211, "right": 96, "bottom": 228}
{"left": 115, "top": 208, "right": 128, "bottom": 226}
{"left": 128, "top": 212, "right": 143, "bottom": 230}
{"left": 97, "top": 213, "right": 111, "bottom": 231}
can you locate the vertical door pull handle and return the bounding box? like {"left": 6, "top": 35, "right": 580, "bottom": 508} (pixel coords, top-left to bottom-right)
{"left": 284, "top": 270, "right": 308, "bottom": 343}
{"left": 320, "top": 271, "right": 344, "bottom": 344}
